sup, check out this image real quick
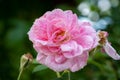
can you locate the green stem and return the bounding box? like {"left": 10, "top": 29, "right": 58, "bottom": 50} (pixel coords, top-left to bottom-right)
{"left": 67, "top": 71, "right": 70, "bottom": 80}
{"left": 17, "top": 68, "right": 23, "bottom": 80}
{"left": 62, "top": 70, "right": 71, "bottom": 80}
{"left": 93, "top": 47, "right": 97, "bottom": 54}
{"left": 56, "top": 72, "right": 61, "bottom": 78}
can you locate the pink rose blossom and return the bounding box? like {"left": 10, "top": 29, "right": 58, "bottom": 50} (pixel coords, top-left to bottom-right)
{"left": 28, "top": 9, "right": 99, "bottom": 72}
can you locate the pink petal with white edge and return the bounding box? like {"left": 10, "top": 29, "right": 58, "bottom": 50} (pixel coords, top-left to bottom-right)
{"left": 28, "top": 18, "right": 48, "bottom": 42}
{"left": 55, "top": 53, "right": 67, "bottom": 64}
{"left": 37, "top": 53, "right": 71, "bottom": 72}
{"left": 45, "top": 55, "right": 71, "bottom": 72}
{"left": 45, "top": 9, "right": 65, "bottom": 20}
{"left": 76, "top": 35, "right": 94, "bottom": 50}
{"left": 36, "top": 53, "right": 46, "bottom": 63}
{"left": 79, "top": 22, "right": 96, "bottom": 36}
{"left": 64, "top": 10, "right": 78, "bottom": 31}
{"left": 103, "top": 41, "right": 120, "bottom": 60}
{"left": 60, "top": 41, "right": 83, "bottom": 58}
{"left": 34, "top": 42, "right": 55, "bottom": 56}
{"left": 70, "top": 51, "right": 88, "bottom": 72}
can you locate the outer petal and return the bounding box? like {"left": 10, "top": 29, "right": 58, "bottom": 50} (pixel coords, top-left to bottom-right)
{"left": 70, "top": 52, "right": 88, "bottom": 72}
{"left": 76, "top": 35, "right": 94, "bottom": 50}
{"left": 37, "top": 53, "right": 71, "bottom": 72}
{"left": 55, "top": 53, "right": 67, "bottom": 64}
{"left": 60, "top": 41, "right": 83, "bottom": 58}
{"left": 28, "top": 18, "right": 49, "bottom": 42}
{"left": 64, "top": 10, "right": 78, "bottom": 31}
{"left": 91, "top": 35, "right": 99, "bottom": 49}
{"left": 44, "top": 9, "right": 65, "bottom": 20}
{"left": 33, "top": 41, "right": 59, "bottom": 55}
{"left": 79, "top": 22, "right": 96, "bottom": 36}
{"left": 103, "top": 41, "right": 120, "bottom": 60}
{"left": 45, "top": 55, "right": 71, "bottom": 72}
{"left": 37, "top": 53, "right": 46, "bottom": 64}
{"left": 35, "top": 46, "right": 60, "bottom": 56}
{"left": 78, "top": 22, "right": 99, "bottom": 49}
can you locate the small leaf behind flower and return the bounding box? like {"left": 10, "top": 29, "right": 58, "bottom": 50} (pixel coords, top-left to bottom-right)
{"left": 32, "top": 59, "right": 39, "bottom": 64}
{"left": 33, "top": 65, "right": 48, "bottom": 73}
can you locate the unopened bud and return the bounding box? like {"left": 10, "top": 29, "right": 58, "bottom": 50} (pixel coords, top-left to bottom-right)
{"left": 20, "top": 53, "right": 33, "bottom": 70}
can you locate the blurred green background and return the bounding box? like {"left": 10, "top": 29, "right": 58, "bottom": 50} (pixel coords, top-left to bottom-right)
{"left": 0, "top": 0, "right": 120, "bottom": 80}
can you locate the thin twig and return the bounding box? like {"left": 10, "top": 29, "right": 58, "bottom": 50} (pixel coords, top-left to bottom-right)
{"left": 17, "top": 68, "right": 23, "bottom": 80}
{"left": 67, "top": 70, "right": 70, "bottom": 80}
{"left": 56, "top": 72, "right": 61, "bottom": 78}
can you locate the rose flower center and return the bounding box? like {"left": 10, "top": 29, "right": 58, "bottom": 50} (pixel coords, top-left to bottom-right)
{"left": 53, "top": 29, "right": 70, "bottom": 44}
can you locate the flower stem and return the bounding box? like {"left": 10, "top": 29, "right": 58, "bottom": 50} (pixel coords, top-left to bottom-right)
{"left": 61, "top": 70, "right": 71, "bottom": 80}
{"left": 56, "top": 72, "right": 61, "bottom": 78}
{"left": 17, "top": 68, "right": 23, "bottom": 80}
{"left": 67, "top": 71, "right": 70, "bottom": 80}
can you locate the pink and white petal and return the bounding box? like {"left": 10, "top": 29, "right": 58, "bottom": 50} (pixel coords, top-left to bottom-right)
{"left": 48, "top": 46, "right": 60, "bottom": 53}
{"left": 28, "top": 18, "right": 49, "bottom": 43}
{"left": 47, "top": 19, "right": 64, "bottom": 39}
{"left": 70, "top": 52, "right": 88, "bottom": 72}
{"left": 55, "top": 53, "right": 67, "bottom": 64}
{"left": 61, "top": 41, "right": 77, "bottom": 51}
{"left": 79, "top": 22, "right": 96, "bottom": 36}
{"left": 76, "top": 35, "right": 94, "bottom": 50}
{"left": 45, "top": 55, "right": 71, "bottom": 72}
{"left": 36, "top": 53, "right": 46, "bottom": 64}
{"left": 60, "top": 41, "right": 83, "bottom": 58}
{"left": 103, "top": 41, "right": 120, "bottom": 60}
{"left": 63, "top": 45, "right": 83, "bottom": 58}
{"left": 64, "top": 10, "right": 78, "bottom": 31}
{"left": 36, "top": 53, "right": 71, "bottom": 72}
{"left": 36, "top": 40, "right": 48, "bottom": 45}
{"left": 53, "top": 19, "right": 66, "bottom": 29}
{"left": 33, "top": 39, "right": 59, "bottom": 55}
{"left": 33, "top": 41, "right": 43, "bottom": 53}
{"left": 70, "top": 64, "right": 78, "bottom": 72}
{"left": 91, "top": 36, "right": 99, "bottom": 49}
{"left": 45, "top": 9, "right": 65, "bottom": 20}
{"left": 34, "top": 42, "right": 55, "bottom": 55}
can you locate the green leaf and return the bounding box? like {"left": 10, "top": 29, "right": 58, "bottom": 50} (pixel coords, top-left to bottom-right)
{"left": 33, "top": 65, "right": 48, "bottom": 73}
{"left": 32, "top": 59, "right": 39, "bottom": 64}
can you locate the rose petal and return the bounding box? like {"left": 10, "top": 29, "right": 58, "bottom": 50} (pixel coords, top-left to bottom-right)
{"left": 36, "top": 53, "right": 46, "bottom": 63}
{"left": 103, "top": 41, "right": 120, "bottom": 60}
{"left": 45, "top": 55, "right": 71, "bottom": 72}
{"left": 37, "top": 53, "right": 71, "bottom": 72}
{"left": 48, "top": 46, "right": 60, "bottom": 53}
{"left": 70, "top": 51, "right": 88, "bottom": 72}
{"left": 45, "top": 9, "right": 64, "bottom": 20}
{"left": 55, "top": 53, "right": 67, "bottom": 64}
{"left": 61, "top": 41, "right": 83, "bottom": 58}
{"left": 28, "top": 18, "right": 49, "bottom": 42}
{"left": 64, "top": 10, "right": 78, "bottom": 31}
{"left": 76, "top": 35, "right": 94, "bottom": 50}
{"left": 34, "top": 42, "right": 55, "bottom": 55}
{"left": 61, "top": 41, "right": 77, "bottom": 51}
{"left": 79, "top": 22, "right": 96, "bottom": 36}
